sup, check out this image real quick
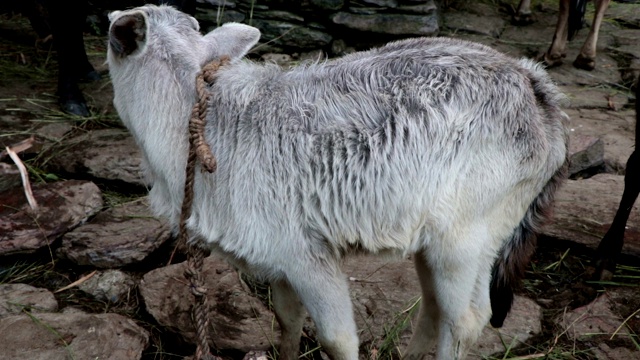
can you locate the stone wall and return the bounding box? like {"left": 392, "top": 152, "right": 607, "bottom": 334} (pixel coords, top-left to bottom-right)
{"left": 196, "top": 0, "right": 440, "bottom": 57}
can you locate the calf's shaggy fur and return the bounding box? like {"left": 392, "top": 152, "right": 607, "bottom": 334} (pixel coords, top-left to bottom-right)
{"left": 107, "top": 5, "right": 569, "bottom": 359}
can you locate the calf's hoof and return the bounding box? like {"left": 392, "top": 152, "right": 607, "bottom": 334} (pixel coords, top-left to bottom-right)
{"left": 573, "top": 54, "right": 595, "bottom": 71}
{"left": 60, "top": 99, "right": 90, "bottom": 117}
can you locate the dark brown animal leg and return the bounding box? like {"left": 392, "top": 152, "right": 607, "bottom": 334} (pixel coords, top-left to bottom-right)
{"left": 542, "top": 0, "right": 571, "bottom": 68}
{"left": 593, "top": 81, "right": 639, "bottom": 280}
{"left": 574, "top": 0, "right": 611, "bottom": 71}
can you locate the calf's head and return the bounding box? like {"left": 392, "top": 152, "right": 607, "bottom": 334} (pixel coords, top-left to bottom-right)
{"left": 106, "top": 4, "right": 260, "bottom": 132}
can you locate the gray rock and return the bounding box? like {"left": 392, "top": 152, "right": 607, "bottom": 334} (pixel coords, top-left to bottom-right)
{"left": 311, "top": 0, "right": 344, "bottom": 10}
{"left": 358, "top": 0, "right": 398, "bottom": 8}
{"left": 0, "top": 180, "right": 103, "bottom": 255}
{"left": 0, "top": 284, "right": 58, "bottom": 317}
{"left": 544, "top": 174, "right": 640, "bottom": 258}
{"left": 78, "top": 270, "right": 136, "bottom": 303}
{"left": 397, "top": 1, "right": 437, "bottom": 14}
{"left": 545, "top": 53, "right": 622, "bottom": 87}
{"left": 58, "top": 197, "right": 171, "bottom": 268}
{"left": 610, "top": 29, "right": 640, "bottom": 48}
{"left": 199, "top": 8, "right": 246, "bottom": 29}
{"left": 332, "top": 11, "right": 438, "bottom": 36}
{"left": 139, "top": 255, "right": 277, "bottom": 352}
{"left": 556, "top": 293, "right": 630, "bottom": 342}
{"left": 568, "top": 134, "right": 604, "bottom": 176}
{"left": 443, "top": 11, "right": 504, "bottom": 38}
{"left": 49, "top": 128, "right": 145, "bottom": 186}
{"left": 564, "top": 108, "right": 636, "bottom": 172}
{"left": 607, "top": 2, "right": 640, "bottom": 28}
{"left": 347, "top": 6, "right": 380, "bottom": 15}
{"left": 0, "top": 162, "right": 20, "bottom": 193}
{"left": 200, "top": 0, "right": 237, "bottom": 9}
{"left": 609, "top": 45, "right": 640, "bottom": 86}
{"left": 561, "top": 85, "right": 629, "bottom": 110}
{"left": 331, "top": 38, "right": 356, "bottom": 56}
{"left": 251, "top": 19, "right": 333, "bottom": 50}
{"left": 0, "top": 311, "right": 149, "bottom": 360}
{"left": 593, "top": 344, "right": 640, "bottom": 360}
{"left": 35, "top": 122, "right": 73, "bottom": 141}
{"left": 252, "top": 10, "right": 304, "bottom": 23}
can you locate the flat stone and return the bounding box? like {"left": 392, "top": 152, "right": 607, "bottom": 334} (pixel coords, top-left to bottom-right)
{"left": 397, "top": 1, "right": 437, "bottom": 15}
{"left": 310, "top": 0, "right": 344, "bottom": 11}
{"left": 58, "top": 197, "right": 170, "bottom": 268}
{"left": 0, "top": 311, "right": 149, "bottom": 360}
{"left": 139, "top": 255, "right": 277, "bottom": 352}
{"left": 556, "top": 293, "right": 630, "bottom": 342}
{"left": 544, "top": 174, "right": 640, "bottom": 258}
{"left": 568, "top": 134, "right": 604, "bottom": 176}
{"left": 48, "top": 128, "right": 145, "bottom": 186}
{"left": 78, "top": 270, "right": 136, "bottom": 303}
{"left": 0, "top": 180, "right": 103, "bottom": 255}
{"left": 34, "top": 122, "right": 73, "bottom": 141}
{"left": 332, "top": 11, "right": 438, "bottom": 36}
{"left": 201, "top": 0, "right": 237, "bottom": 8}
{"left": 545, "top": 53, "right": 622, "bottom": 87}
{"left": 593, "top": 343, "right": 640, "bottom": 360}
{"left": 564, "top": 108, "right": 636, "bottom": 172}
{"left": 359, "top": 0, "right": 397, "bottom": 7}
{"left": 0, "top": 284, "right": 58, "bottom": 317}
{"left": 443, "top": 11, "right": 505, "bottom": 38}
{"left": 610, "top": 29, "right": 640, "bottom": 48}
{"left": 0, "top": 162, "right": 20, "bottom": 193}
{"left": 199, "top": 9, "right": 246, "bottom": 30}
{"left": 561, "top": 85, "right": 629, "bottom": 110}
{"left": 253, "top": 10, "right": 304, "bottom": 23}
{"left": 250, "top": 19, "right": 333, "bottom": 50}
{"left": 606, "top": 2, "right": 640, "bottom": 28}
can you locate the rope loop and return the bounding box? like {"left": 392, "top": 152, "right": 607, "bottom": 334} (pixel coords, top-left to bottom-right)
{"left": 179, "top": 56, "right": 229, "bottom": 360}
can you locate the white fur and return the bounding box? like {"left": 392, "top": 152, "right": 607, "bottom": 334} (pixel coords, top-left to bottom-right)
{"left": 107, "top": 5, "right": 569, "bottom": 360}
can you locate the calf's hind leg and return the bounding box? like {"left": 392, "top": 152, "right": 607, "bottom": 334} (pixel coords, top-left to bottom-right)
{"left": 403, "top": 251, "right": 440, "bottom": 359}
{"left": 271, "top": 279, "right": 305, "bottom": 360}
{"left": 428, "top": 233, "right": 493, "bottom": 360}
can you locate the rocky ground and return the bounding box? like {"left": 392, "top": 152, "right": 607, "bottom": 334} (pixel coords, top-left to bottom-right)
{"left": 0, "top": 1, "right": 639, "bottom": 359}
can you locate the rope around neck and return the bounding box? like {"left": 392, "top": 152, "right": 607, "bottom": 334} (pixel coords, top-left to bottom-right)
{"left": 180, "top": 56, "right": 230, "bottom": 360}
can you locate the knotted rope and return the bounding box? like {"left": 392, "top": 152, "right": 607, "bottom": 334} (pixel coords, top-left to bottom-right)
{"left": 179, "top": 56, "right": 230, "bottom": 360}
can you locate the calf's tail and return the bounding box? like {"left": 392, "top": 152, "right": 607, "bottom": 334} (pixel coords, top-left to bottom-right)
{"left": 489, "top": 161, "right": 567, "bottom": 327}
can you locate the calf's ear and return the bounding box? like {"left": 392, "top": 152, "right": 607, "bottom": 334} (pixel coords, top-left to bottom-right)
{"left": 109, "top": 11, "right": 147, "bottom": 58}
{"left": 203, "top": 23, "right": 260, "bottom": 62}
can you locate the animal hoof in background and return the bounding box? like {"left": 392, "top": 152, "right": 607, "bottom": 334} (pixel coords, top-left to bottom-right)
{"left": 80, "top": 69, "right": 102, "bottom": 83}
{"left": 538, "top": 52, "right": 563, "bottom": 68}
{"left": 58, "top": 80, "right": 91, "bottom": 117}
{"left": 512, "top": 11, "right": 533, "bottom": 25}
{"left": 573, "top": 54, "right": 595, "bottom": 71}
{"left": 60, "top": 98, "right": 90, "bottom": 117}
